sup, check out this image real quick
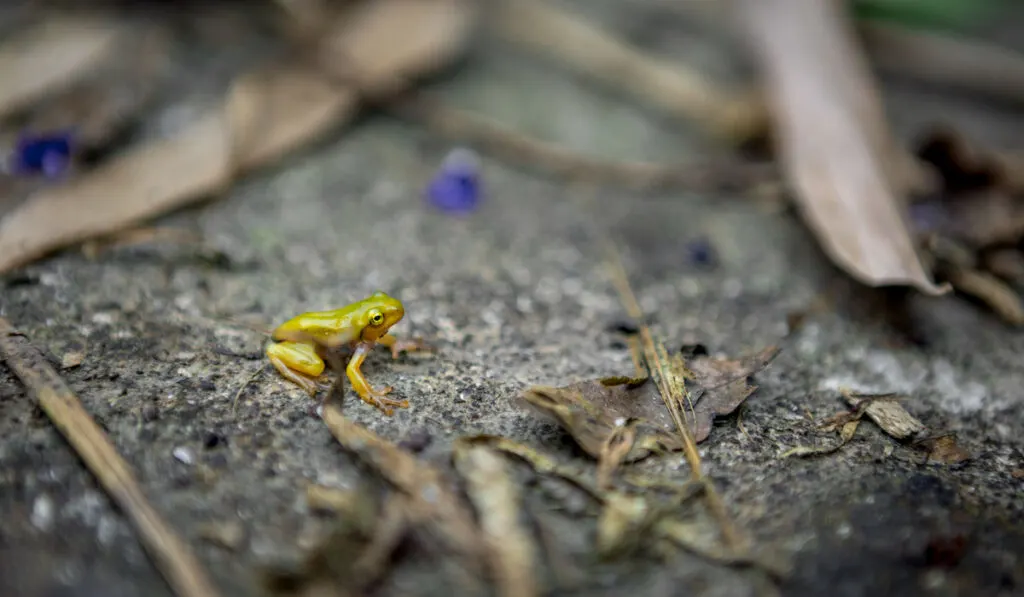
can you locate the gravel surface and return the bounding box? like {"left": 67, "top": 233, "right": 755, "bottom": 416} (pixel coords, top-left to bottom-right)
{"left": 1, "top": 3, "right": 1023, "bottom": 596}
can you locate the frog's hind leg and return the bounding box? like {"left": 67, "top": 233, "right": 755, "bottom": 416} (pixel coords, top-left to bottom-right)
{"left": 266, "top": 341, "right": 326, "bottom": 397}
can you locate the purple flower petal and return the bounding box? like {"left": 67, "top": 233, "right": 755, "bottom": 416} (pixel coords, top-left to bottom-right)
{"left": 426, "top": 148, "right": 482, "bottom": 214}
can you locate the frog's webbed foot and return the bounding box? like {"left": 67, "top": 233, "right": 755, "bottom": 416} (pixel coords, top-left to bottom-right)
{"left": 359, "top": 386, "right": 410, "bottom": 416}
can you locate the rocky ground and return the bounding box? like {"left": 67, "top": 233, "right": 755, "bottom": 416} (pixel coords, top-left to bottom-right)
{"left": 1, "top": 2, "right": 1022, "bottom": 596}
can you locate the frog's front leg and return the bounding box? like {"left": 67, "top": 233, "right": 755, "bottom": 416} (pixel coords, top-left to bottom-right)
{"left": 376, "top": 333, "right": 432, "bottom": 359}
{"left": 346, "top": 341, "right": 409, "bottom": 416}
{"left": 266, "top": 341, "right": 326, "bottom": 397}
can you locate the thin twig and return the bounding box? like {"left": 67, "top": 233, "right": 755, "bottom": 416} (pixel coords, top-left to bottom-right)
{"left": 0, "top": 317, "right": 221, "bottom": 597}
{"left": 304, "top": 32, "right": 775, "bottom": 193}
{"left": 601, "top": 244, "right": 743, "bottom": 550}
{"left": 490, "top": 0, "right": 764, "bottom": 143}
{"left": 861, "top": 21, "right": 1024, "bottom": 109}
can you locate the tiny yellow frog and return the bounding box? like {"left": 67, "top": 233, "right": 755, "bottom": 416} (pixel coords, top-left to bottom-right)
{"left": 265, "top": 291, "right": 427, "bottom": 415}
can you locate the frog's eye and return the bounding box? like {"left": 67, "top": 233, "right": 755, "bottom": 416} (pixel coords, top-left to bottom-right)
{"left": 369, "top": 310, "right": 385, "bottom": 326}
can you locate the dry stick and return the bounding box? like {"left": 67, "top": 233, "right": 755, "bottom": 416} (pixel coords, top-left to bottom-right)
{"left": 0, "top": 318, "right": 221, "bottom": 597}
{"left": 600, "top": 246, "right": 743, "bottom": 550}
{"left": 390, "top": 95, "right": 774, "bottom": 192}
{"left": 490, "top": 0, "right": 765, "bottom": 144}
{"left": 314, "top": 45, "right": 774, "bottom": 193}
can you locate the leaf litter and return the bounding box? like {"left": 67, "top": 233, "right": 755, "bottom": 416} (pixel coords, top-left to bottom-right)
{"left": 0, "top": 0, "right": 477, "bottom": 274}
{"left": 783, "top": 390, "right": 970, "bottom": 465}
{"left": 910, "top": 127, "right": 1024, "bottom": 324}
{"left": 519, "top": 344, "right": 780, "bottom": 464}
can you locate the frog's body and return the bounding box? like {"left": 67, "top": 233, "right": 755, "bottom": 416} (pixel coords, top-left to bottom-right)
{"left": 265, "top": 291, "right": 427, "bottom": 415}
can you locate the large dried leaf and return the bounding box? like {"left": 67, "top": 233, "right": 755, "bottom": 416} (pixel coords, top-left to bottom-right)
{"left": 0, "top": 16, "right": 124, "bottom": 119}
{"left": 518, "top": 346, "right": 779, "bottom": 458}
{"left": 0, "top": 0, "right": 476, "bottom": 274}
{"left": 733, "top": 0, "right": 945, "bottom": 295}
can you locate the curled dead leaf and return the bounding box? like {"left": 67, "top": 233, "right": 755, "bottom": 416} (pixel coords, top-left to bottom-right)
{"left": 733, "top": 0, "right": 945, "bottom": 294}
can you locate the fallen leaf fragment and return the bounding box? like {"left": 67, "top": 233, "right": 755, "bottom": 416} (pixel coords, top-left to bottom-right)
{"left": 0, "top": 0, "right": 476, "bottom": 274}
{"left": 943, "top": 265, "right": 1024, "bottom": 325}
{"left": 305, "top": 483, "right": 363, "bottom": 515}
{"left": 596, "top": 491, "right": 652, "bottom": 559}
{"left": 841, "top": 391, "right": 925, "bottom": 440}
{"left": 733, "top": 0, "right": 945, "bottom": 294}
{"left": 458, "top": 434, "right": 602, "bottom": 499}
{"left": 453, "top": 442, "right": 538, "bottom": 597}
{"left": 685, "top": 346, "right": 782, "bottom": 442}
{"left": 60, "top": 350, "right": 84, "bottom": 369}
{"left": 781, "top": 419, "right": 861, "bottom": 459}
{"left": 914, "top": 129, "right": 1024, "bottom": 247}
{"left": 319, "top": 405, "right": 485, "bottom": 580}
{"left": 520, "top": 380, "right": 681, "bottom": 461}
{"left": 263, "top": 489, "right": 402, "bottom": 597}
{"left": 919, "top": 434, "right": 971, "bottom": 465}
{"left": 197, "top": 520, "right": 246, "bottom": 551}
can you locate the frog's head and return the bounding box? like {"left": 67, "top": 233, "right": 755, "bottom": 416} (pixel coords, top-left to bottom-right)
{"left": 361, "top": 291, "right": 405, "bottom": 341}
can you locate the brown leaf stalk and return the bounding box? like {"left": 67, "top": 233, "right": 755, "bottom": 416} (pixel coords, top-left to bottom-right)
{"left": 0, "top": 318, "right": 221, "bottom": 597}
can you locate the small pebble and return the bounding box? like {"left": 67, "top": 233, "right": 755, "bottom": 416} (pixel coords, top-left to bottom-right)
{"left": 198, "top": 520, "right": 246, "bottom": 551}
{"left": 172, "top": 446, "right": 195, "bottom": 465}
{"left": 31, "top": 494, "right": 55, "bottom": 532}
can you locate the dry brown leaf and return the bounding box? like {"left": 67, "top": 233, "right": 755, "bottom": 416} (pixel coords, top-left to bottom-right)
{"left": 0, "top": 0, "right": 476, "bottom": 274}
{"left": 520, "top": 381, "right": 682, "bottom": 461}
{"left": 920, "top": 434, "right": 971, "bottom": 466}
{"left": 684, "top": 346, "right": 781, "bottom": 442}
{"left": 841, "top": 391, "right": 925, "bottom": 440}
{"left": 15, "top": 26, "right": 171, "bottom": 150}
{"left": 453, "top": 442, "right": 538, "bottom": 597}
{"left": 733, "top": 0, "right": 945, "bottom": 295}
{"left": 518, "top": 346, "right": 778, "bottom": 457}
{"left": 914, "top": 129, "right": 1024, "bottom": 247}
{"left": 0, "top": 16, "right": 124, "bottom": 119}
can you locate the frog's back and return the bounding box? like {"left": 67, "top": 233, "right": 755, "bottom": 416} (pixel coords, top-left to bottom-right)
{"left": 272, "top": 304, "right": 359, "bottom": 344}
